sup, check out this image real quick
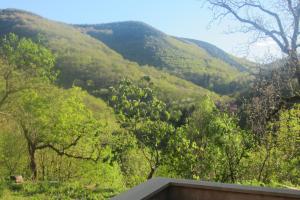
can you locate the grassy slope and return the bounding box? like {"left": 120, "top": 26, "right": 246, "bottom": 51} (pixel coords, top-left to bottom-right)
{"left": 77, "top": 21, "right": 252, "bottom": 95}
{"left": 0, "top": 9, "right": 219, "bottom": 101}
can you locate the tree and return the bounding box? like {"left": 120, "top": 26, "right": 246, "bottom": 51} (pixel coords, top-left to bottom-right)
{"left": 206, "top": 0, "right": 300, "bottom": 85}
{"left": 0, "top": 119, "right": 28, "bottom": 177}
{"left": 109, "top": 79, "right": 182, "bottom": 179}
{"left": 135, "top": 120, "right": 175, "bottom": 179}
{"left": 242, "top": 104, "right": 300, "bottom": 185}
{"left": 9, "top": 86, "right": 103, "bottom": 180}
{"left": 184, "top": 97, "right": 253, "bottom": 182}
{"left": 0, "top": 33, "right": 56, "bottom": 109}
{"left": 109, "top": 78, "right": 169, "bottom": 125}
{"left": 242, "top": 68, "right": 285, "bottom": 137}
{"left": 268, "top": 104, "right": 300, "bottom": 184}
{"left": 205, "top": 1, "right": 300, "bottom": 136}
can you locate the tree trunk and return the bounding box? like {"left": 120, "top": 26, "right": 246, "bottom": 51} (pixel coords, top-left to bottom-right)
{"left": 288, "top": 50, "right": 300, "bottom": 86}
{"left": 296, "top": 61, "right": 300, "bottom": 86}
{"left": 147, "top": 167, "right": 156, "bottom": 180}
{"left": 258, "top": 146, "right": 271, "bottom": 182}
{"left": 28, "top": 143, "right": 37, "bottom": 180}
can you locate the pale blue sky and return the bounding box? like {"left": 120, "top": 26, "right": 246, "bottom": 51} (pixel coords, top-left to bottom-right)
{"left": 0, "top": 0, "right": 280, "bottom": 60}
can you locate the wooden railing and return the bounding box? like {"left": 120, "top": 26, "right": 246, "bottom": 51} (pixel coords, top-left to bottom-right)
{"left": 111, "top": 178, "right": 300, "bottom": 200}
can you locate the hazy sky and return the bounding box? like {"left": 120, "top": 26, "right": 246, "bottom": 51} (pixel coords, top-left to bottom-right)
{"left": 0, "top": 0, "right": 281, "bottom": 61}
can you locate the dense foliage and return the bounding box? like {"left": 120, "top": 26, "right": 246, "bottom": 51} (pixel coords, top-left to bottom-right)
{"left": 0, "top": 9, "right": 299, "bottom": 200}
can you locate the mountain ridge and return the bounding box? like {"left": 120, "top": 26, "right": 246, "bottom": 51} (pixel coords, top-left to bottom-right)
{"left": 0, "top": 8, "right": 220, "bottom": 101}
{"left": 76, "top": 21, "right": 252, "bottom": 95}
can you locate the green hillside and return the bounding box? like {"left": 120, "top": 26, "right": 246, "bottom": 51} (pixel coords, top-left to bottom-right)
{"left": 0, "top": 9, "right": 218, "bottom": 101}
{"left": 179, "top": 38, "right": 249, "bottom": 72}
{"left": 1, "top": 7, "right": 299, "bottom": 200}
{"left": 77, "top": 21, "right": 252, "bottom": 95}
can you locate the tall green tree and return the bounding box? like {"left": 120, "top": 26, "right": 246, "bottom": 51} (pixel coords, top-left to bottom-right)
{"left": 135, "top": 120, "right": 175, "bottom": 179}
{"left": 0, "top": 33, "right": 56, "bottom": 109}
{"left": 0, "top": 34, "right": 105, "bottom": 180}
{"left": 109, "top": 79, "right": 182, "bottom": 179}
{"left": 109, "top": 78, "right": 169, "bottom": 125}
{"left": 183, "top": 97, "right": 253, "bottom": 182}
{"left": 246, "top": 104, "right": 300, "bottom": 184}
{"left": 10, "top": 87, "right": 103, "bottom": 180}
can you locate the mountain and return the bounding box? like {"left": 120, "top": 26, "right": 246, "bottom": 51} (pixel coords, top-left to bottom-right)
{"left": 77, "top": 21, "right": 253, "bottom": 95}
{"left": 0, "top": 9, "right": 218, "bottom": 101}
{"left": 179, "top": 38, "right": 249, "bottom": 72}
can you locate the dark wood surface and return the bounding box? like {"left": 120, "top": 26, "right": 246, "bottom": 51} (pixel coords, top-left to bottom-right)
{"left": 111, "top": 178, "right": 300, "bottom": 200}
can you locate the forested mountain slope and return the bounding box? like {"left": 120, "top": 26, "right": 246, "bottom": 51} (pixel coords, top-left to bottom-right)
{"left": 179, "top": 38, "right": 252, "bottom": 72}
{"left": 77, "top": 21, "right": 253, "bottom": 95}
{"left": 0, "top": 9, "right": 217, "bottom": 101}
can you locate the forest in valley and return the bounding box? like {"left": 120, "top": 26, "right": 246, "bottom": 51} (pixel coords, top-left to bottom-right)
{"left": 0, "top": 1, "right": 299, "bottom": 199}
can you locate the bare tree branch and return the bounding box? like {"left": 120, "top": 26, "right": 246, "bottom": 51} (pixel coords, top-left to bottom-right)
{"left": 287, "top": 0, "right": 300, "bottom": 50}
{"left": 208, "top": 0, "right": 289, "bottom": 53}
{"left": 207, "top": 0, "right": 300, "bottom": 84}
